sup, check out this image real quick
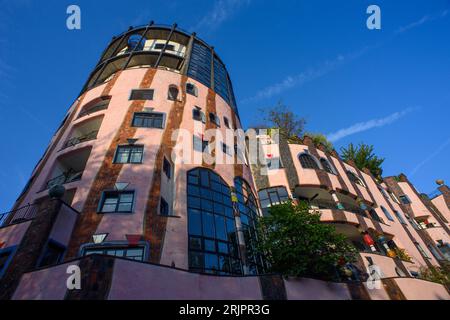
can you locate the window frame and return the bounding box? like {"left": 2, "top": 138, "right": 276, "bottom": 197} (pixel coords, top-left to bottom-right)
{"left": 37, "top": 240, "right": 66, "bottom": 268}
{"left": 163, "top": 157, "right": 172, "bottom": 179}
{"left": 258, "top": 186, "right": 290, "bottom": 215}
{"left": 186, "top": 83, "right": 198, "bottom": 97}
{"left": 380, "top": 206, "right": 395, "bottom": 222}
{"left": 192, "top": 108, "right": 206, "bottom": 123}
{"left": 298, "top": 153, "right": 320, "bottom": 170}
{"left": 160, "top": 197, "right": 170, "bottom": 216}
{"left": 167, "top": 85, "right": 179, "bottom": 101}
{"left": 0, "top": 246, "right": 17, "bottom": 278}
{"left": 129, "top": 89, "right": 154, "bottom": 100}
{"left": 82, "top": 243, "right": 146, "bottom": 261}
{"left": 113, "top": 145, "right": 144, "bottom": 164}
{"left": 98, "top": 190, "right": 135, "bottom": 214}
{"left": 320, "top": 158, "right": 336, "bottom": 174}
{"left": 209, "top": 113, "right": 221, "bottom": 127}
{"left": 346, "top": 170, "right": 366, "bottom": 187}
{"left": 132, "top": 112, "right": 165, "bottom": 129}
{"left": 399, "top": 195, "right": 412, "bottom": 205}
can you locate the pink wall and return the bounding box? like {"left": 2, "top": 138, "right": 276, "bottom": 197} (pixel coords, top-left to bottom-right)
{"left": 394, "top": 278, "right": 450, "bottom": 300}
{"left": 432, "top": 195, "right": 450, "bottom": 229}
{"left": 284, "top": 278, "right": 351, "bottom": 300}
{"left": 108, "top": 259, "right": 262, "bottom": 300}
{"left": 0, "top": 221, "right": 31, "bottom": 248}
{"left": 49, "top": 205, "right": 78, "bottom": 247}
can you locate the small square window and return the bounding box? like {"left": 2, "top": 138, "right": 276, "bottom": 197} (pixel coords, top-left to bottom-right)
{"left": 129, "top": 89, "right": 154, "bottom": 100}
{"left": 114, "top": 145, "right": 144, "bottom": 164}
{"left": 192, "top": 108, "right": 205, "bottom": 122}
{"left": 160, "top": 197, "right": 169, "bottom": 216}
{"left": 99, "top": 191, "right": 134, "bottom": 213}
{"left": 186, "top": 83, "right": 198, "bottom": 96}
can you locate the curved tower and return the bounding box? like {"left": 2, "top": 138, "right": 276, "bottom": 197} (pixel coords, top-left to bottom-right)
{"left": 8, "top": 23, "right": 260, "bottom": 276}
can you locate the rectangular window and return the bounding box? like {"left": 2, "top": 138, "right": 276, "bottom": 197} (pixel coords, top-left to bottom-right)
{"left": 99, "top": 191, "right": 135, "bottom": 213}
{"left": 394, "top": 210, "right": 407, "bottom": 225}
{"left": 84, "top": 246, "right": 145, "bottom": 261}
{"left": 114, "top": 145, "right": 144, "bottom": 164}
{"left": 223, "top": 117, "right": 230, "bottom": 128}
{"left": 39, "top": 241, "right": 65, "bottom": 267}
{"left": 186, "top": 83, "right": 198, "bottom": 96}
{"left": 192, "top": 108, "right": 206, "bottom": 123}
{"left": 209, "top": 113, "right": 220, "bottom": 126}
{"left": 160, "top": 197, "right": 169, "bottom": 216}
{"left": 163, "top": 157, "right": 171, "bottom": 179}
{"left": 221, "top": 142, "right": 231, "bottom": 156}
{"left": 129, "top": 89, "right": 154, "bottom": 100}
{"left": 132, "top": 112, "right": 164, "bottom": 128}
{"left": 0, "top": 249, "right": 13, "bottom": 277}
{"left": 193, "top": 135, "right": 209, "bottom": 153}
{"left": 154, "top": 43, "right": 175, "bottom": 51}
{"left": 399, "top": 195, "right": 411, "bottom": 205}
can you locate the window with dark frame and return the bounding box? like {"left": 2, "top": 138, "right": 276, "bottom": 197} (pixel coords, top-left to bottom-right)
{"left": 187, "top": 168, "right": 242, "bottom": 275}
{"left": 129, "top": 89, "right": 154, "bottom": 100}
{"left": 99, "top": 191, "right": 135, "bottom": 213}
{"left": 186, "top": 83, "right": 198, "bottom": 96}
{"left": 132, "top": 112, "right": 164, "bottom": 129}
{"left": 394, "top": 210, "right": 407, "bottom": 225}
{"left": 223, "top": 117, "right": 230, "bottom": 128}
{"left": 193, "top": 135, "right": 209, "bottom": 153}
{"left": 221, "top": 142, "right": 231, "bottom": 156}
{"left": 0, "top": 250, "right": 13, "bottom": 277}
{"left": 399, "top": 195, "right": 411, "bottom": 205}
{"left": 258, "top": 186, "right": 290, "bottom": 216}
{"left": 320, "top": 158, "right": 335, "bottom": 174}
{"left": 192, "top": 108, "right": 205, "bottom": 122}
{"left": 167, "top": 86, "right": 179, "bottom": 101}
{"left": 160, "top": 197, "right": 169, "bottom": 216}
{"left": 83, "top": 246, "right": 145, "bottom": 261}
{"left": 39, "top": 241, "right": 65, "bottom": 267}
{"left": 369, "top": 209, "right": 384, "bottom": 223}
{"left": 347, "top": 170, "right": 366, "bottom": 187}
{"left": 299, "top": 153, "right": 319, "bottom": 169}
{"left": 380, "top": 206, "right": 395, "bottom": 222}
{"left": 209, "top": 113, "right": 220, "bottom": 127}
{"left": 114, "top": 145, "right": 144, "bottom": 164}
{"left": 163, "top": 157, "right": 171, "bottom": 179}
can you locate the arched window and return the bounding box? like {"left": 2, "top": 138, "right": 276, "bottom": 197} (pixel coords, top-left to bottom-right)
{"left": 299, "top": 153, "right": 320, "bottom": 169}
{"left": 234, "top": 177, "right": 265, "bottom": 275}
{"left": 167, "top": 85, "right": 179, "bottom": 101}
{"left": 258, "top": 186, "right": 289, "bottom": 216}
{"left": 380, "top": 206, "right": 395, "bottom": 222}
{"left": 77, "top": 97, "right": 110, "bottom": 119}
{"left": 187, "top": 168, "right": 242, "bottom": 275}
{"left": 320, "top": 158, "right": 335, "bottom": 174}
{"left": 346, "top": 170, "right": 366, "bottom": 187}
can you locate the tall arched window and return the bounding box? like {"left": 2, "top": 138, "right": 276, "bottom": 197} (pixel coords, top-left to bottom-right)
{"left": 167, "top": 85, "right": 179, "bottom": 101}
{"left": 234, "top": 177, "right": 265, "bottom": 275}
{"left": 299, "top": 153, "right": 320, "bottom": 169}
{"left": 346, "top": 170, "right": 366, "bottom": 187}
{"left": 187, "top": 168, "right": 242, "bottom": 275}
{"left": 320, "top": 158, "right": 335, "bottom": 174}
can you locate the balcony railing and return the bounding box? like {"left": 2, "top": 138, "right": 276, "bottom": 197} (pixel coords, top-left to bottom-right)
{"left": 45, "top": 169, "right": 83, "bottom": 190}
{"left": 0, "top": 203, "right": 39, "bottom": 227}
{"left": 77, "top": 103, "right": 108, "bottom": 119}
{"left": 310, "top": 199, "right": 368, "bottom": 217}
{"left": 62, "top": 130, "right": 99, "bottom": 149}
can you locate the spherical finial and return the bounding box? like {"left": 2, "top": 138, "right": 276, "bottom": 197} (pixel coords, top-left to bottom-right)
{"left": 436, "top": 179, "right": 445, "bottom": 186}
{"left": 49, "top": 185, "right": 65, "bottom": 199}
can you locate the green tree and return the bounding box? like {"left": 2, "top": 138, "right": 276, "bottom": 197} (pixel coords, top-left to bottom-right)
{"left": 304, "top": 132, "right": 334, "bottom": 152}
{"left": 260, "top": 101, "right": 306, "bottom": 142}
{"left": 340, "top": 143, "right": 384, "bottom": 180}
{"left": 419, "top": 262, "right": 450, "bottom": 287}
{"left": 256, "top": 201, "right": 357, "bottom": 279}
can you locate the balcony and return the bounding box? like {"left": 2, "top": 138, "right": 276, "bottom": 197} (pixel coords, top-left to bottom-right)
{"left": 43, "top": 147, "right": 91, "bottom": 191}
{"left": 62, "top": 116, "right": 103, "bottom": 150}
{"left": 0, "top": 203, "right": 39, "bottom": 227}
{"left": 77, "top": 98, "right": 109, "bottom": 119}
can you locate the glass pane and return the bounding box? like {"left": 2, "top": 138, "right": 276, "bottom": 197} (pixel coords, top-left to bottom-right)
{"left": 189, "top": 251, "right": 204, "bottom": 269}
{"left": 219, "top": 255, "right": 230, "bottom": 273}
{"left": 188, "top": 209, "right": 202, "bottom": 236}
{"left": 215, "top": 216, "right": 227, "bottom": 240}
{"left": 119, "top": 193, "right": 133, "bottom": 202}
{"left": 218, "top": 242, "right": 229, "bottom": 254}
{"left": 202, "top": 212, "right": 215, "bottom": 238}
{"left": 118, "top": 202, "right": 132, "bottom": 212}
{"left": 204, "top": 239, "right": 216, "bottom": 252}
{"left": 101, "top": 203, "right": 117, "bottom": 213}
{"left": 205, "top": 254, "right": 219, "bottom": 271}
{"left": 189, "top": 236, "right": 202, "bottom": 250}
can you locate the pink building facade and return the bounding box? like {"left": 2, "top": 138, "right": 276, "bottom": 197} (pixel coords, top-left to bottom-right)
{"left": 0, "top": 24, "right": 449, "bottom": 300}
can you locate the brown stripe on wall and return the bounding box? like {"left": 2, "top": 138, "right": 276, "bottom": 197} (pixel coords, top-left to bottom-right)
{"left": 65, "top": 68, "right": 157, "bottom": 260}
{"left": 278, "top": 136, "right": 299, "bottom": 193}
{"left": 258, "top": 275, "right": 287, "bottom": 300}
{"left": 355, "top": 213, "right": 369, "bottom": 231}
{"left": 331, "top": 209, "right": 347, "bottom": 222}
{"left": 202, "top": 89, "right": 217, "bottom": 170}
{"left": 144, "top": 75, "right": 188, "bottom": 263}
{"left": 347, "top": 282, "right": 371, "bottom": 300}
{"left": 381, "top": 278, "right": 406, "bottom": 300}
{"left": 230, "top": 112, "right": 244, "bottom": 179}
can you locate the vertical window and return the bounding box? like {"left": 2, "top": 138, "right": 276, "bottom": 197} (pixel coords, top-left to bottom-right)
{"left": 223, "top": 117, "right": 230, "bottom": 128}
{"left": 39, "top": 241, "right": 65, "bottom": 267}
{"left": 187, "top": 168, "right": 241, "bottom": 275}
{"left": 0, "top": 249, "right": 14, "bottom": 278}
{"left": 415, "top": 243, "right": 430, "bottom": 259}
{"left": 167, "top": 85, "right": 179, "bottom": 101}
{"left": 399, "top": 195, "right": 411, "bottom": 205}
{"left": 369, "top": 209, "right": 384, "bottom": 223}
{"left": 380, "top": 206, "right": 395, "bottom": 222}
{"left": 394, "top": 210, "right": 407, "bottom": 225}
{"left": 129, "top": 89, "right": 154, "bottom": 100}
{"left": 192, "top": 108, "right": 206, "bottom": 123}
{"left": 160, "top": 197, "right": 169, "bottom": 216}
{"left": 389, "top": 192, "right": 400, "bottom": 204}
{"left": 99, "top": 191, "right": 134, "bottom": 213}
{"left": 163, "top": 157, "right": 171, "bottom": 179}
{"left": 132, "top": 112, "right": 164, "bottom": 128}
{"left": 234, "top": 178, "right": 265, "bottom": 275}
{"left": 114, "top": 145, "right": 144, "bottom": 164}
{"left": 258, "top": 187, "right": 289, "bottom": 216}
{"left": 186, "top": 83, "right": 198, "bottom": 96}
{"left": 320, "top": 158, "right": 335, "bottom": 174}
{"left": 347, "top": 171, "right": 366, "bottom": 187}
{"left": 299, "top": 153, "right": 319, "bottom": 169}
{"left": 193, "top": 135, "right": 209, "bottom": 153}
{"left": 221, "top": 142, "right": 231, "bottom": 156}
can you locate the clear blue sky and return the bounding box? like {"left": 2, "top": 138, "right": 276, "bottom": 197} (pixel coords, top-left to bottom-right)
{"left": 1, "top": 0, "right": 449, "bottom": 212}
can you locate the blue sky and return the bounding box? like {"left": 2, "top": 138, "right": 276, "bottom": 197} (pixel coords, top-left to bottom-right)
{"left": 0, "top": 0, "right": 449, "bottom": 212}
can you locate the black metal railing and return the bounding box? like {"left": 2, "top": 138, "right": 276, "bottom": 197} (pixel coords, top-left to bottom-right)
{"left": 45, "top": 169, "right": 83, "bottom": 190}
{"left": 62, "top": 130, "right": 99, "bottom": 149}
{"left": 0, "top": 203, "right": 39, "bottom": 227}
{"left": 77, "top": 103, "right": 108, "bottom": 119}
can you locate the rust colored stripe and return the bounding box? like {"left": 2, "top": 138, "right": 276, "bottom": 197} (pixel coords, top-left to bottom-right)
{"left": 230, "top": 112, "right": 244, "bottom": 179}
{"left": 65, "top": 68, "right": 157, "bottom": 260}
{"left": 144, "top": 76, "right": 188, "bottom": 263}
{"left": 381, "top": 278, "right": 406, "bottom": 300}
{"left": 326, "top": 153, "right": 349, "bottom": 194}
{"left": 331, "top": 209, "right": 347, "bottom": 222}
{"left": 347, "top": 282, "right": 371, "bottom": 300}
{"left": 202, "top": 89, "right": 217, "bottom": 170}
